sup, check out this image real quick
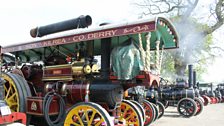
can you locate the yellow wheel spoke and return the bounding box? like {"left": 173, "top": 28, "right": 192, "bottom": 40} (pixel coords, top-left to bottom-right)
{"left": 7, "top": 93, "right": 16, "bottom": 101}
{"left": 123, "top": 106, "right": 130, "bottom": 114}
{"left": 76, "top": 113, "right": 84, "bottom": 126}
{"left": 5, "top": 86, "right": 12, "bottom": 99}
{"left": 95, "top": 118, "right": 104, "bottom": 126}
{"left": 118, "top": 101, "right": 141, "bottom": 126}
{"left": 4, "top": 85, "right": 7, "bottom": 91}
{"left": 119, "top": 105, "right": 130, "bottom": 120}
{"left": 84, "top": 109, "right": 90, "bottom": 123}
{"left": 65, "top": 104, "right": 110, "bottom": 126}
{"left": 126, "top": 121, "right": 138, "bottom": 125}
{"left": 2, "top": 74, "right": 20, "bottom": 113}
{"left": 70, "top": 121, "right": 81, "bottom": 126}
{"left": 125, "top": 112, "right": 135, "bottom": 120}
{"left": 88, "top": 111, "right": 96, "bottom": 125}
{"left": 10, "top": 102, "right": 18, "bottom": 106}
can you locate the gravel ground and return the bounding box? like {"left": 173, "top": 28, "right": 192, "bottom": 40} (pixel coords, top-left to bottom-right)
{"left": 152, "top": 103, "right": 224, "bottom": 126}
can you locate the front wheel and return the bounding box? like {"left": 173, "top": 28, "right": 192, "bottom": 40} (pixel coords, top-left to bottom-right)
{"left": 157, "top": 101, "right": 165, "bottom": 119}
{"left": 118, "top": 100, "right": 144, "bottom": 126}
{"left": 142, "top": 100, "right": 155, "bottom": 126}
{"left": 194, "top": 97, "right": 204, "bottom": 116}
{"left": 177, "top": 98, "right": 197, "bottom": 118}
{"left": 64, "top": 102, "right": 113, "bottom": 126}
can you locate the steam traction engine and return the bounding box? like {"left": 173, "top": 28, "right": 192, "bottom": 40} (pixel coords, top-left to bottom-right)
{"left": 0, "top": 15, "right": 178, "bottom": 126}
{"left": 158, "top": 65, "right": 204, "bottom": 117}
{"left": 199, "top": 83, "right": 221, "bottom": 104}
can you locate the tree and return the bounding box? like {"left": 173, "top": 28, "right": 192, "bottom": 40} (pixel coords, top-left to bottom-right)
{"left": 135, "top": 0, "right": 224, "bottom": 80}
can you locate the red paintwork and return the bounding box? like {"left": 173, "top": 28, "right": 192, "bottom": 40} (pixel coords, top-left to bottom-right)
{"left": 202, "top": 95, "right": 210, "bottom": 106}
{"left": 65, "top": 82, "right": 88, "bottom": 104}
{"left": 26, "top": 97, "right": 59, "bottom": 116}
{"left": 43, "top": 66, "right": 72, "bottom": 78}
{"left": 110, "top": 71, "right": 160, "bottom": 91}
{"left": 2, "top": 21, "right": 156, "bottom": 53}
{"left": 0, "top": 112, "right": 26, "bottom": 125}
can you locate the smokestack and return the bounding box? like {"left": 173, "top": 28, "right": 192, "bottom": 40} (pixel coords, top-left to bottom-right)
{"left": 100, "top": 23, "right": 111, "bottom": 80}
{"left": 193, "top": 70, "right": 196, "bottom": 88}
{"left": 30, "top": 15, "right": 92, "bottom": 37}
{"left": 101, "top": 38, "right": 111, "bottom": 79}
{"left": 188, "top": 65, "right": 193, "bottom": 88}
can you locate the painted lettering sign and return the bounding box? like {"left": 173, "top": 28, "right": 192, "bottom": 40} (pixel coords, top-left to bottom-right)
{"left": 2, "top": 21, "right": 156, "bottom": 53}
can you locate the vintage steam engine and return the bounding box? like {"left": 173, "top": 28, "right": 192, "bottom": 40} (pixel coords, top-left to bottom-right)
{"left": 0, "top": 15, "right": 179, "bottom": 126}
{"left": 199, "top": 82, "right": 221, "bottom": 104}
{"left": 157, "top": 65, "right": 204, "bottom": 117}
{"left": 217, "top": 83, "right": 224, "bottom": 102}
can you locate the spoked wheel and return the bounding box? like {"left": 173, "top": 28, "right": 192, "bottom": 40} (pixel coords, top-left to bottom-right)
{"left": 202, "top": 95, "right": 209, "bottom": 106}
{"left": 151, "top": 103, "right": 159, "bottom": 121}
{"left": 161, "top": 100, "right": 169, "bottom": 109}
{"left": 130, "top": 100, "right": 146, "bottom": 122}
{"left": 177, "top": 98, "right": 197, "bottom": 118}
{"left": 194, "top": 97, "right": 204, "bottom": 116}
{"left": 64, "top": 102, "right": 113, "bottom": 126}
{"left": 3, "top": 73, "right": 31, "bottom": 112}
{"left": 157, "top": 101, "right": 165, "bottom": 119}
{"left": 142, "top": 99, "right": 155, "bottom": 126}
{"left": 3, "top": 73, "right": 32, "bottom": 125}
{"left": 119, "top": 100, "right": 144, "bottom": 126}
{"left": 198, "top": 96, "right": 205, "bottom": 104}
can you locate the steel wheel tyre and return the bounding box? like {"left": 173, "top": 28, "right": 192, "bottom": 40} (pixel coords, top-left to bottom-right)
{"left": 198, "top": 96, "right": 205, "bottom": 104}
{"left": 142, "top": 99, "right": 155, "bottom": 126}
{"left": 3, "top": 73, "right": 29, "bottom": 112}
{"left": 202, "top": 95, "right": 209, "bottom": 106}
{"left": 130, "top": 100, "right": 146, "bottom": 122}
{"left": 119, "top": 100, "right": 144, "bottom": 126}
{"left": 64, "top": 102, "right": 113, "bottom": 126}
{"left": 194, "top": 97, "right": 204, "bottom": 116}
{"left": 151, "top": 103, "right": 159, "bottom": 121}
{"left": 157, "top": 101, "right": 165, "bottom": 119}
{"left": 3, "top": 73, "right": 32, "bottom": 125}
{"left": 177, "top": 98, "right": 197, "bottom": 118}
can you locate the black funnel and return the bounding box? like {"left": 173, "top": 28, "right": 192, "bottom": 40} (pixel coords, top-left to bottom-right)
{"left": 193, "top": 70, "right": 196, "bottom": 88}
{"left": 30, "top": 15, "right": 92, "bottom": 37}
{"left": 188, "top": 65, "right": 193, "bottom": 88}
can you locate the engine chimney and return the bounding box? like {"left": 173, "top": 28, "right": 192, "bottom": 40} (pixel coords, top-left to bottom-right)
{"left": 188, "top": 65, "right": 193, "bottom": 88}
{"left": 100, "top": 23, "right": 111, "bottom": 80}
{"left": 30, "top": 15, "right": 92, "bottom": 37}
{"left": 193, "top": 70, "right": 196, "bottom": 88}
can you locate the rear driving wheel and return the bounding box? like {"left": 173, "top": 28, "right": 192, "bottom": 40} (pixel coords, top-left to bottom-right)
{"left": 177, "top": 98, "right": 197, "bottom": 118}
{"left": 157, "top": 101, "right": 165, "bottom": 119}
{"left": 142, "top": 99, "right": 155, "bottom": 126}
{"left": 64, "top": 102, "right": 113, "bottom": 126}
{"left": 3, "top": 73, "right": 32, "bottom": 125}
{"left": 194, "top": 97, "right": 204, "bottom": 116}
{"left": 119, "top": 100, "right": 144, "bottom": 126}
{"left": 3, "top": 73, "right": 24, "bottom": 112}
{"left": 151, "top": 103, "right": 159, "bottom": 121}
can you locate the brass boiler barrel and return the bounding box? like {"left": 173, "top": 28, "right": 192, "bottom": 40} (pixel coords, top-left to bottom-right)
{"left": 72, "top": 60, "right": 91, "bottom": 75}
{"left": 30, "top": 15, "right": 92, "bottom": 37}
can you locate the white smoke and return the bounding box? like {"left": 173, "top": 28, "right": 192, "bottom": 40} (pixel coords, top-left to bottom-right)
{"left": 174, "top": 19, "right": 205, "bottom": 64}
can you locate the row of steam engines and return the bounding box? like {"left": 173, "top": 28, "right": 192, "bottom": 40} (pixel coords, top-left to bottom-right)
{"left": 0, "top": 14, "right": 179, "bottom": 126}
{"left": 157, "top": 65, "right": 204, "bottom": 117}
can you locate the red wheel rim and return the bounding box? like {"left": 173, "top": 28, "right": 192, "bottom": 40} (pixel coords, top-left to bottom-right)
{"left": 143, "top": 101, "right": 154, "bottom": 125}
